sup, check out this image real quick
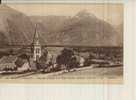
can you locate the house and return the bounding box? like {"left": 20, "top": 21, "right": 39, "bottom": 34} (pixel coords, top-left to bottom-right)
{"left": 0, "top": 55, "right": 30, "bottom": 72}
{"left": 0, "top": 55, "right": 17, "bottom": 71}
{"left": 16, "top": 54, "right": 31, "bottom": 72}
{"left": 17, "top": 61, "right": 30, "bottom": 72}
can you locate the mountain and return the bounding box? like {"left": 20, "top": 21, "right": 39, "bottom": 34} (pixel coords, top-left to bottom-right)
{"left": 115, "top": 23, "right": 123, "bottom": 46}
{"left": 0, "top": 6, "right": 123, "bottom": 46}
{"left": 0, "top": 5, "right": 34, "bottom": 46}
{"left": 30, "top": 15, "right": 69, "bottom": 44}
{"left": 30, "top": 10, "right": 122, "bottom": 46}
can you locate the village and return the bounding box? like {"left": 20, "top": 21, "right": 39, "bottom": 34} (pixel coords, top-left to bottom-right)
{"left": 0, "top": 27, "right": 85, "bottom": 74}
{"left": 0, "top": 24, "right": 123, "bottom": 79}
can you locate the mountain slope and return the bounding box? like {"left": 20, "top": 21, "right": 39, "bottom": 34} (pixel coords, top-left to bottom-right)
{"left": 0, "top": 5, "right": 34, "bottom": 46}
{"left": 115, "top": 23, "right": 123, "bottom": 46}
{"left": 30, "top": 11, "right": 122, "bottom": 46}
{"left": 0, "top": 6, "right": 122, "bottom": 46}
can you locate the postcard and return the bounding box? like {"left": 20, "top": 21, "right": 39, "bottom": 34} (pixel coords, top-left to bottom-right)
{"left": 0, "top": 2, "right": 123, "bottom": 84}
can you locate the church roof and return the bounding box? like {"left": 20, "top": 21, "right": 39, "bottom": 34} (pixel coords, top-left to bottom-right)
{"left": 32, "top": 24, "right": 40, "bottom": 45}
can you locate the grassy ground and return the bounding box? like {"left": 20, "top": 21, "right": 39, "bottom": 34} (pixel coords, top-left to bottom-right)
{"left": 0, "top": 66, "right": 123, "bottom": 81}
{"left": 46, "top": 66, "right": 123, "bottom": 79}
{"left": 9, "top": 66, "right": 123, "bottom": 80}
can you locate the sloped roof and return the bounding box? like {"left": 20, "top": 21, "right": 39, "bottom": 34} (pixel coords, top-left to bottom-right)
{"left": 0, "top": 55, "right": 17, "bottom": 64}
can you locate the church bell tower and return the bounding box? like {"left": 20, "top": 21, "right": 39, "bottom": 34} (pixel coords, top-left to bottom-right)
{"left": 31, "top": 24, "right": 42, "bottom": 62}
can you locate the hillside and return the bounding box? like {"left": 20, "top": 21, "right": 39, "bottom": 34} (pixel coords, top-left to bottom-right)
{"left": 30, "top": 11, "right": 122, "bottom": 46}
{"left": 115, "top": 23, "right": 123, "bottom": 46}
{"left": 0, "top": 6, "right": 123, "bottom": 46}
{"left": 0, "top": 5, "right": 34, "bottom": 46}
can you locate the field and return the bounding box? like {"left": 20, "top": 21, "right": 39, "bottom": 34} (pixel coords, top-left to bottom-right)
{"left": 0, "top": 66, "right": 123, "bottom": 80}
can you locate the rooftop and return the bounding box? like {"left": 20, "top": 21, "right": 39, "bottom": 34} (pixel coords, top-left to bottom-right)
{"left": 0, "top": 55, "right": 17, "bottom": 64}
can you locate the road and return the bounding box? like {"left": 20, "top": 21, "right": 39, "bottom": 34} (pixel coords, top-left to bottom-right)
{"left": 24, "top": 66, "right": 123, "bottom": 80}
{"left": 0, "top": 66, "right": 123, "bottom": 80}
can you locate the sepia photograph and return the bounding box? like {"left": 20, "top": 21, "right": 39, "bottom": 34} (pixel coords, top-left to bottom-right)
{"left": 0, "top": 3, "right": 123, "bottom": 84}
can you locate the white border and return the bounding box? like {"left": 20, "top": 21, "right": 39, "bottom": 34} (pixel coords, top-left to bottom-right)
{"left": 0, "top": 0, "right": 136, "bottom": 100}
{"left": 2, "top": 0, "right": 124, "bottom": 4}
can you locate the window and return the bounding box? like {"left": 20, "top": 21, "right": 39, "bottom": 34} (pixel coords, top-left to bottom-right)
{"left": 36, "top": 48, "right": 40, "bottom": 54}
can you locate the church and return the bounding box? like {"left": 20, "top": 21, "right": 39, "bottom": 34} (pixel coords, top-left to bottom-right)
{"left": 28, "top": 24, "right": 45, "bottom": 71}
{"left": 31, "top": 24, "right": 42, "bottom": 62}
{"left": 29, "top": 24, "right": 54, "bottom": 71}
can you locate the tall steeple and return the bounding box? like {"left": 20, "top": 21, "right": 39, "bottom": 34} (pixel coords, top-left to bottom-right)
{"left": 33, "top": 24, "right": 40, "bottom": 45}
{"left": 32, "top": 24, "right": 42, "bottom": 61}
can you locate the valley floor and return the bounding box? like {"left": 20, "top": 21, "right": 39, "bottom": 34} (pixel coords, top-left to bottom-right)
{"left": 0, "top": 66, "right": 123, "bottom": 83}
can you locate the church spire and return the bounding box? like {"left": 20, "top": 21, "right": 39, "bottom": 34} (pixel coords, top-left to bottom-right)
{"left": 31, "top": 24, "right": 42, "bottom": 61}
{"left": 33, "top": 24, "right": 40, "bottom": 45}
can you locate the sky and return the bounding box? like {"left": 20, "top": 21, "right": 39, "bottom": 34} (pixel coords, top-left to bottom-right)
{"left": 8, "top": 4, "right": 123, "bottom": 26}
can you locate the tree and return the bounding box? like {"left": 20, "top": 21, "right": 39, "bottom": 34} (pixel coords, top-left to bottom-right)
{"left": 56, "top": 48, "right": 74, "bottom": 71}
